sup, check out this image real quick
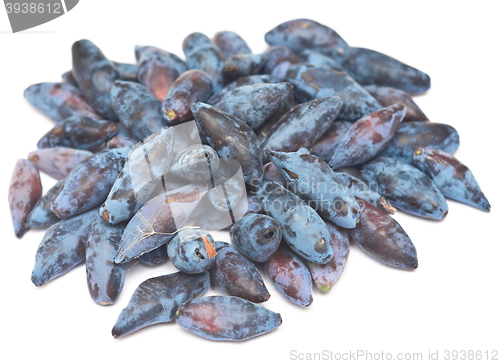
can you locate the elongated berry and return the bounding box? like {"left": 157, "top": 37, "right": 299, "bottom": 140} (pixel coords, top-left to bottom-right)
{"left": 257, "top": 180, "right": 334, "bottom": 264}
{"left": 210, "top": 244, "right": 270, "bottom": 303}
{"left": 349, "top": 198, "right": 418, "bottom": 269}
{"left": 328, "top": 104, "right": 406, "bottom": 168}
{"left": 266, "top": 150, "right": 361, "bottom": 229}
{"left": 308, "top": 222, "right": 350, "bottom": 292}
{"left": 413, "top": 148, "right": 490, "bottom": 211}
{"left": 176, "top": 296, "right": 282, "bottom": 341}
{"left": 9, "top": 159, "right": 42, "bottom": 238}
{"left": 31, "top": 208, "right": 98, "bottom": 286}
{"left": 112, "top": 272, "right": 209, "bottom": 338}
{"left": 86, "top": 218, "right": 126, "bottom": 305}
{"left": 51, "top": 147, "right": 130, "bottom": 218}
{"left": 360, "top": 157, "right": 448, "bottom": 220}
{"left": 266, "top": 248, "right": 313, "bottom": 307}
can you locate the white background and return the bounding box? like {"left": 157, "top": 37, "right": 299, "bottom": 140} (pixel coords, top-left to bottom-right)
{"left": 0, "top": 1, "right": 499, "bottom": 363}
